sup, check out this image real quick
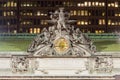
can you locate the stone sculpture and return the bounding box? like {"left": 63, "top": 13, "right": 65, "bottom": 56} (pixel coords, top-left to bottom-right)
{"left": 27, "top": 8, "right": 96, "bottom": 57}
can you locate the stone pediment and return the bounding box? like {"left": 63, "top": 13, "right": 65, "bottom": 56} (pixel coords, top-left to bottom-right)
{"left": 27, "top": 8, "right": 96, "bottom": 57}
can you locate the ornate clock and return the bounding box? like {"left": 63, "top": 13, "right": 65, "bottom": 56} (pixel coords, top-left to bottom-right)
{"left": 54, "top": 37, "right": 70, "bottom": 54}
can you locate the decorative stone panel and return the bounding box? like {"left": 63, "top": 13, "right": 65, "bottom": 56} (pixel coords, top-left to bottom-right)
{"left": 11, "top": 55, "right": 29, "bottom": 73}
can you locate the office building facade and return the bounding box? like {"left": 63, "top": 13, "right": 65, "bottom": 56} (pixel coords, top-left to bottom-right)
{"left": 0, "top": 0, "right": 119, "bottom": 33}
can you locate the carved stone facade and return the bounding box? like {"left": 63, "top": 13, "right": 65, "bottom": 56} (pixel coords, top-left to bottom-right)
{"left": 27, "top": 8, "right": 96, "bottom": 57}
{"left": 8, "top": 8, "right": 115, "bottom": 75}
{"left": 94, "top": 56, "right": 113, "bottom": 73}
{"left": 11, "top": 55, "right": 29, "bottom": 73}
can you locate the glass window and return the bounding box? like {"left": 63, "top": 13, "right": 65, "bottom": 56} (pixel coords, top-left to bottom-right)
{"left": 37, "top": 28, "right": 40, "bottom": 33}
{"left": 30, "top": 28, "right": 33, "bottom": 33}
{"left": 81, "top": 10, "right": 84, "bottom": 16}
{"left": 108, "top": 20, "right": 111, "bottom": 25}
{"left": 29, "top": 28, "right": 40, "bottom": 34}
{"left": 84, "top": 2, "right": 87, "bottom": 6}
{"left": 3, "top": 12, "right": 6, "bottom": 16}
{"left": 81, "top": 21, "right": 84, "bottom": 25}
{"left": 84, "top": 11, "right": 88, "bottom": 16}
{"left": 99, "top": 19, "right": 105, "bottom": 25}
{"left": 77, "top": 3, "right": 81, "bottom": 7}
{"left": 102, "top": 2, "right": 105, "bottom": 6}
{"left": 95, "top": 2, "right": 99, "bottom": 6}
{"left": 92, "top": 2, "right": 95, "bottom": 6}
{"left": 77, "top": 21, "right": 80, "bottom": 25}
{"left": 37, "top": 11, "right": 40, "bottom": 16}
{"left": 73, "top": 10, "right": 76, "bottom": 15}
{"left": 88, "top": 2, "right": 91, "bottom": 6}
{"left": 78, "top": 11, "right": 80, "bottom": 16}
{"left": 115, "top": 2, "right": 118, "bottom": 7}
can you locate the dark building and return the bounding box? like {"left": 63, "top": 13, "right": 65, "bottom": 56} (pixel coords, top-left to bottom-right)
{"left": 0, "top": 0, "right": 120, "bottom": 33}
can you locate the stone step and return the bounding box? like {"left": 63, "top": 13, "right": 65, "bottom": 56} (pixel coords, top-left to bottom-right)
{"left": 0, "top": 76, "right": 115, "bottom": 80}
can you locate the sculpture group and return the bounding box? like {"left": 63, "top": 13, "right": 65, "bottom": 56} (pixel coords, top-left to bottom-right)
{"left": 10, "top": 8, "right": 114, "bottom": 75}
{"left": 27, "top": 8, "right": 96, "bottom": 57}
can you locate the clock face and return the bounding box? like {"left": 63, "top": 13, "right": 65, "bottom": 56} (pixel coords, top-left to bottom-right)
{"left": 54, "top": 37, "right": 70, "bottom": 54}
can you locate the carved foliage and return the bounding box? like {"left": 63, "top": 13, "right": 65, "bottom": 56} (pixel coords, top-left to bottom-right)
{"left": 94, "top": 56, "right": 113, "bottom": 73}
{"left": 11, "top": 55, "right": 29, "bottom": 73}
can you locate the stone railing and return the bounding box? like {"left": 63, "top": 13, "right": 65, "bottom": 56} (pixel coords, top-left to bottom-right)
{"left": 0, "top": 52, "right": 119, "bottom": 76}
{"left": 0, "top": 33, "right": 118, "bottom": 40}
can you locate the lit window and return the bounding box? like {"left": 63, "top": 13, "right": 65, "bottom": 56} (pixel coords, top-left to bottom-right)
{"left": 99, "top": 20, "right": 102, "bottom": 25}
{"left": 63, "top": 2, "right": 66, "bottom": 6}
{"left": 77, "top": 3, "right": 81, "bottom": 6}
{"left": 3, "top": 12, "right": 6, "bottom": 16}
{"left": 84, "top": 2, "right": 87, "bottom": 6}
{"left": 111, "top": 22, "right": 115, "bottom": 25}
{"left": 85, "top": 22, "right": 88, "bottom": 25}
{"left": 14, "top": 3, "right": 17, "bottom": 7}
{"left": 23, "top": 3, "right": 26, "bottom": 7}
{"left": 11, "top": 1, "right": 14, "bottom": 7}
{"left": 108, "top": 4, "right": 110, "bottom": 7}
{"left": 95, "top": 30, "right": 98, "bottom": 34}
{"left": 95, "top": 2, "right": 99, "bottom": 6}
{"left": 103, "top": 19, "right": 105, "bottom": 24}
{"left": 99, "top": 19, "right": 105, "bottom": 25}
{"left": 34, "top": 28, "right": 37, "bottom": 33}
{"left": 84, "top": 11, "right": 88, "bottom": 16}
{"left": 11, "top": 11, "right": 14, "bottom": 15}
{"left": 99, "top": 3, "right": 102, "bottom": 6}
{"left": 89, "top": 21, "right": 91, "bottom": 24}
{"left": 102, "top": 12, "right": 105, "bottom": 16}
{"left": 44, "top": 14, "right": 47, "bottom": 16}
{"left": 115, "top": 22, "right": 118, "bottom": 25}
{"left": 73, "top": 10, "right": 76, "bottom": 15}
{"left": 27, "top": 4, "right": 30, "bottom": 7}
{"left": 88, "top": 2, "right": 91, "bottom": 6}
{"left": 89, "top": 13, "right": 91, "bottom": 16}
{"left": 115, "top": 2, "right": 118, "bottom": 7}
{"left": 77, "top": 21, "right": 80, "bottom": 25}
{"left": 30, "top": 28, "right": 40, "bottom": 34}
{"left": 81, "top": 4, "right": 84, "bottom": 7}
{"left": 7, "top": 2, "right": 10, "bottom": 7}
{"left": 92, "top": 2, "right": 95, "bottom": 6}
{"left": 37, "top": 28, "right": 40, "bottom": 33}
{"left": 7, "top": 12, "right": 10, "bottom": 16}
{"left": 111, "top": 3, "right": 114, "bottom": 7}
{"left": 3, "top": 1, "right": 17, "bottom": 7}
{"left": 30, "top": 28, "right": 33, "bottom": 33}
{"left": 81, "top": 21, "right": 84, "bottom": 25}
{"left": 108, "top": 20, "right": 111, "bottom": 25}
{"left": 99, "top": 30, "right": 102, "bottom": 33}
{"left": 115, "top": 13, "right": 118, "bottom": 16}
{"left": 95, "top": 30, "right": 104, "bottom": 34}
{"left": 37, "top": 11, "right": 40, "bottom": 16}
{"left": 41, "top": 20, "right": 47, "bottom": 25}
{"left": 78, "top": 11, "right": 80, "bottom": 16}
{"left": 41, "top": 13, "right": 44, "bottom": 16}
{"left": 81, "top": 10, "right": 84, "bottom": 16}
{"left": 102, "top": 2, "right": 105, "bottom": 6}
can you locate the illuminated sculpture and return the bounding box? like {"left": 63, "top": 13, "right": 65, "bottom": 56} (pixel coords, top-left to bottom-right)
{"left": 27, "top": 8, "right": 96, "bottom": 57}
